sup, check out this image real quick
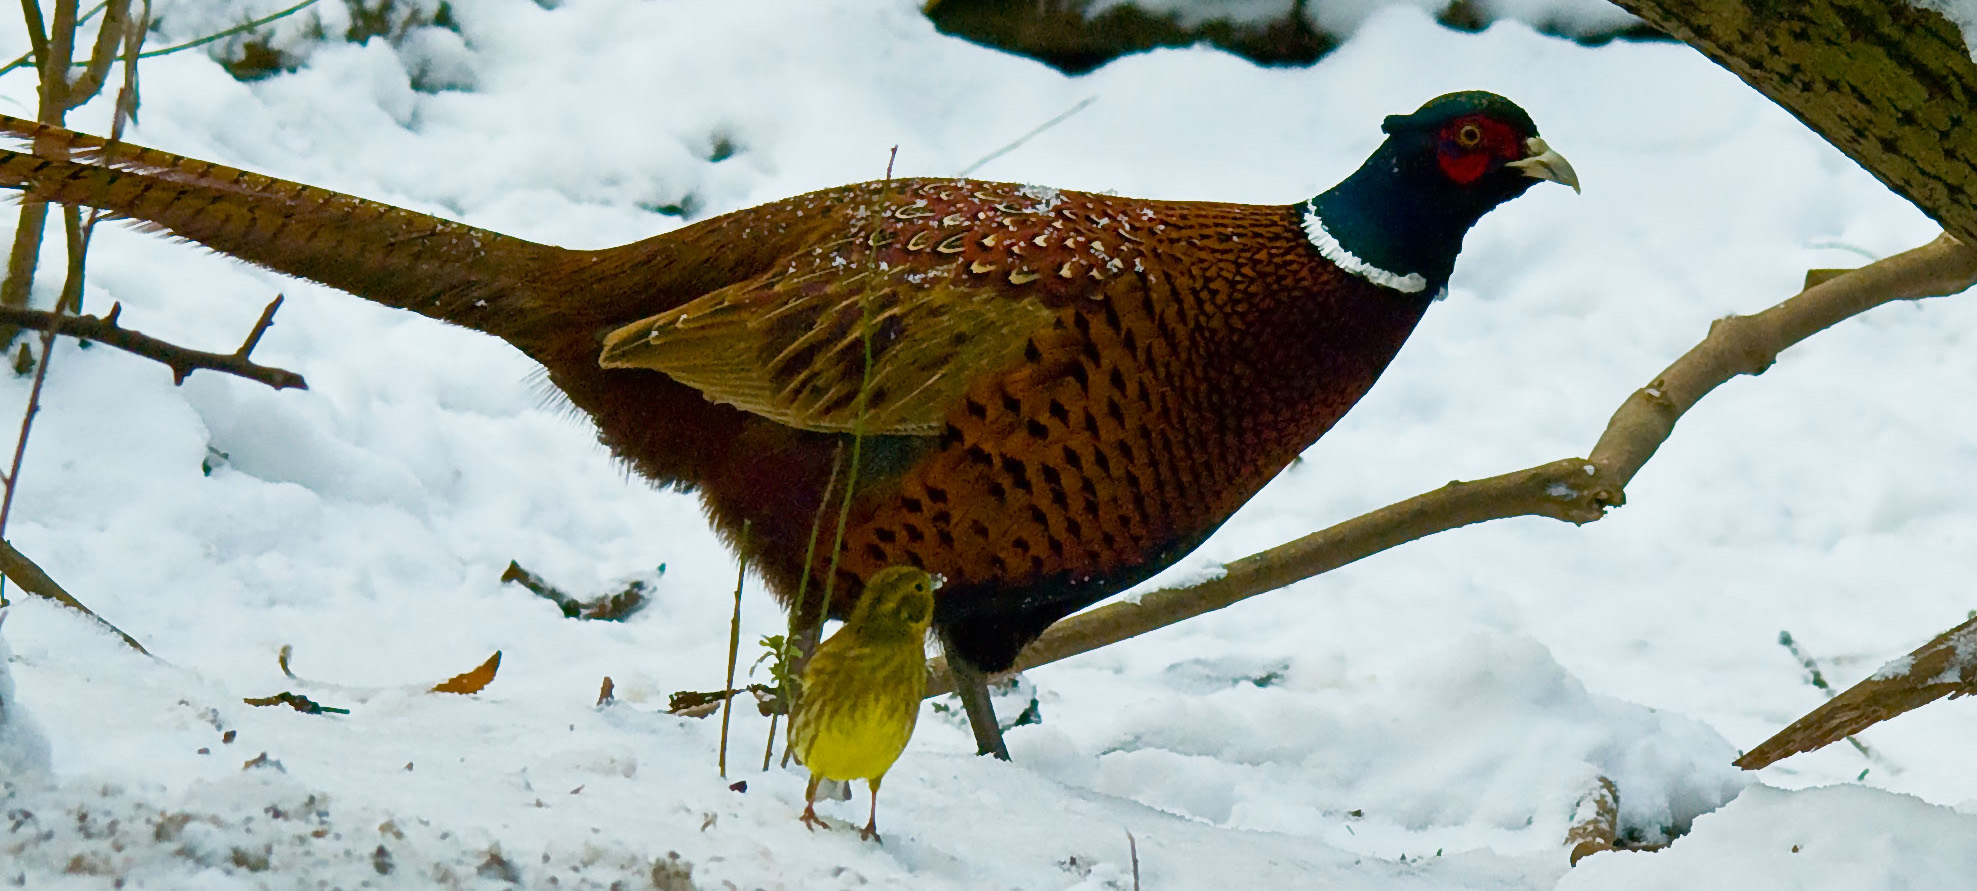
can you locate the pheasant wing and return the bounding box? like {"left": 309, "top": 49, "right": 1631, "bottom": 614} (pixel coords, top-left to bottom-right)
{"left": 599, "top": 262, "right": 1059, "bottom": 435}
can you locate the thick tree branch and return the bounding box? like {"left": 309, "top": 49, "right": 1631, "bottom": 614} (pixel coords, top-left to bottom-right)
{"left": 1608, "top": 1, "right": 1977, "bottom": 248}
{"left": 926, "top": 234, "right": 1977, "bottom": 697}
{"left": 1736, "top": 610, "right": 1977, "bottom": 770}
{"left": 0, "top": 296, "right": 307, "bottom": 390}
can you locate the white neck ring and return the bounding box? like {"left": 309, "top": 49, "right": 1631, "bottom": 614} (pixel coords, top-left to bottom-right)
{"left": 1301, "top": 203, "right": 1428, "bottom": 294}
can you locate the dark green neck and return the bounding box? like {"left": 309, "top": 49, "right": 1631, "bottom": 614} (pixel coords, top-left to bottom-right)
{"left": 1306, "top": 134, "right": 1532, "bottom": 297}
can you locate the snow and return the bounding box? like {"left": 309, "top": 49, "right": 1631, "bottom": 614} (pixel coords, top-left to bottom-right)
{"left": 1911, "top": 1, "right": 1977, "bottom": 57}
{"left": 1559, "top": 785, "right": 1977, "bottom": 889}
{"left": 1870, "top": 653, "right": 1915, "bottom": 682}
{"left": 1935, "top": 623, "right": 1977, "bottom": 685}
{"left": 0, "top": 610, "right": 49, "bottom": 779}
{"left": 0, "top": 0, "right": 1973, "bottom": 887}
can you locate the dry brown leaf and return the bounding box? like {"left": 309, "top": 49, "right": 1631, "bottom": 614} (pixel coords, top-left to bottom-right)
{"left": 431, "top": 651, "right": 502, "bottom": 695}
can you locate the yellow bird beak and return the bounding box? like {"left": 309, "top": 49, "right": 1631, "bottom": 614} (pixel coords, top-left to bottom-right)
{"left": 1507, "top": 136, "right": 1580, "bottom": 194}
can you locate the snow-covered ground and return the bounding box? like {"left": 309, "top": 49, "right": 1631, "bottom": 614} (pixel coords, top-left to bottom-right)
{"left": 2, "top": 0, "right": 1975, "bottom": 887}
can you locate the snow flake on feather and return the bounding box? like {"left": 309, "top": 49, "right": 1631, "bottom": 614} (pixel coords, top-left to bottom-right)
{"left": 1018, "top": 183, "right": 1063, "bottom": 212}
{"left": 1301, "top": 201, "right": 1427, "bottom": 294}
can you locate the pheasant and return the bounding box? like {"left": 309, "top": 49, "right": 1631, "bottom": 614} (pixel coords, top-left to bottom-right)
{"left": 0, "top": 91, "right": 1575, "bottom": 758}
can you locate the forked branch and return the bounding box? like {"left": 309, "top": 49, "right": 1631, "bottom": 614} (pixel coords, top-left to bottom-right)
{"left": 926, "top": 233, "right": 1977, "bottom": 696}
{"left": 0, "top": 295, "right": 306, "bottom": 390}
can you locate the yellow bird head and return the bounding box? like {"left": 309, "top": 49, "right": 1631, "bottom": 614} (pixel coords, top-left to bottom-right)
{"left": 846, "top": 566, "right": 937, "bottom": 642}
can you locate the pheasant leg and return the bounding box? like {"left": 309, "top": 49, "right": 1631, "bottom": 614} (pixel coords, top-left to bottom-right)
{"left": 940, "top": 627, "right": 1010, "bottom": 760}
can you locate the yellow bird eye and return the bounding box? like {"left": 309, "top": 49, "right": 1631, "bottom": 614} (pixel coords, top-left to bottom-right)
{"left": 1456, "top": 123, "right": 1483, "bottom": 148}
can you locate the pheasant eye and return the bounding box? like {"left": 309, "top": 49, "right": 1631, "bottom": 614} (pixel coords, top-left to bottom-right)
{"left": 1455, "top": 123, "right": 1483, "bottom": 148}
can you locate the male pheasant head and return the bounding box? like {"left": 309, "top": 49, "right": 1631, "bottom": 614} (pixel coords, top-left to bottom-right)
{"left": 1306, "top": 91, "right": 1577, "bottom": 297}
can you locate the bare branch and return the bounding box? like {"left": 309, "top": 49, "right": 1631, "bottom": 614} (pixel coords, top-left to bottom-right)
{"left": 1566, "top": 777, "right": 1619, "bottom": 866}
{"left": 926, "top": 234, "right": 1977, "bottom": 697}
{"left": 0, "top": 536, "right": 147, "bottom": 653}
{"left": 42, "top": 0, "right": 80, "bottom": 110}
{"left": 0, "top": 296, "right": 307, "bottom": 390}
{"left": 15, "top": 0, "right": 50, "bottom": 76}
{"left": 1737, "top": 612, "right": 1977, "bottom": 770}
{"left": 62, "top": 0, "right": 131, "bottom": 111}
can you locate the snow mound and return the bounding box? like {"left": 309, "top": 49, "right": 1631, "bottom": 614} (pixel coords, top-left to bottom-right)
{"left": 1019, "top": 631, "right": 1743, "bottom": 855}
{"left": 1561, "top": 784, "right": 1977, "bottom": 890}
{"left": 0, "top": 609, "right": 50, "bottom": 779}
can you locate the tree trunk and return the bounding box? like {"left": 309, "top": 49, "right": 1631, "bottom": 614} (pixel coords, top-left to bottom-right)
{"left": 1610, "top": 1, "right": 1977, "bottom": 246}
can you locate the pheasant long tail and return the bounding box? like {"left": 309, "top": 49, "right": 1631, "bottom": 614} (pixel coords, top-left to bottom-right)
{"left": 0, "top": 114, "right": 572, "bottom": 343}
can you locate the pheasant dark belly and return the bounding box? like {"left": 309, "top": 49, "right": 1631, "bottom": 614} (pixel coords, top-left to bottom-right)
{"left": 0, "top": 90, "right": 1576, "bottom": 756}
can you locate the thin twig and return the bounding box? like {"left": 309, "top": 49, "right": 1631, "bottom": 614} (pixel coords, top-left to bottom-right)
{"left": 787, "top": 443, "right": 843, "bottom": 661}
{"left": 775, "top": 146, "right": 904, "bottom": 768}
{"left": 0, "top": 536, "right": 147, "bottom": 653}
{"left": 0, "top": 297, "right": 61, "bottom": 539}
{"left": 0, "top": 1, "right": 107, "bottom": 79}
{"left": 818, "top": 145, "right": 900, "bottom": 610}
{"left": 1783, "top": 629, "right": 1882, "bottom": 760}
{"left": 15, "top": 0, "right": 52, "bottom": 76}
{"left": 0, "top": 0, "right": 323, "bottom": 77}
{"left": 760, "top": 709, "right": 778, "bottom": 772}
{"left": 774, "top": 442, "right": 841, "bottom": 768}
{"left": 0, "top": 298, "right": 307, "bottom": 390}
{"left": 924, "top": 233, "right": 1977, "bottom": 696}
{"left": 959, "top": 96, "right": 1097, "bottom": 178}
{"left": 1778, "top": 630, "right": 1836, "bottom": 694}
{"left": 719, "top": 521, "right": 749, "bottom": 778}
{"left": 0, "top": 0, "right": 140, "bottom": 560}
{"left": 1127, "top": 830, "right": 1140, "bottom": 890}
{"left": 127, "top": 0, "right": 320, "bottom": 61}
{"left": 1754, "top": 630, "right": 1877, "bottom": 764}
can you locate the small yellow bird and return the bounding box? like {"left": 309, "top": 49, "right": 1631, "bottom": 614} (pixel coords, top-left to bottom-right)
{"left": 788, "top": 565, "right": 936, "bottom": 842}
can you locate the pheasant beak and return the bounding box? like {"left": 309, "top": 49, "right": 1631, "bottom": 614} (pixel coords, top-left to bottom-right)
{"left": 1507, "top": 137, "right": 1580, "bottom": 194}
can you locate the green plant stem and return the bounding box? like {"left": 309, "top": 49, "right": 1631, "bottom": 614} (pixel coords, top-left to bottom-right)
{"left": 718, "top": 522, "right": 749, "bottom": 778}
{"left": 775, "top": 146, "right": 900, "bottom": 769}
{"left": 810, "top": 146, "right": 897, "bottom": 675}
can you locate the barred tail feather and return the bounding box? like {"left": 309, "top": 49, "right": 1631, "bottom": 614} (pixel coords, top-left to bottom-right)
{"left": 0, "top": 114, "right": 572, "bottom": 345}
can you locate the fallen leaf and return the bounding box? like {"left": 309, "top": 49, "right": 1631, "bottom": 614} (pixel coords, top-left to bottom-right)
{"left": 431, "top": 651, "right": 501, "bottom": 695}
